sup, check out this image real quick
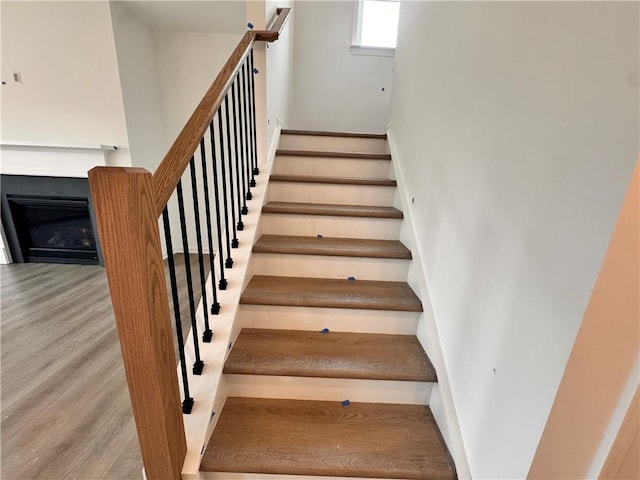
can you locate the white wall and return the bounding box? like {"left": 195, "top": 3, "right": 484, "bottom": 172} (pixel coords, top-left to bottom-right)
{"left": 119, "top": 0, "right": 247, "bottom": 34}
{"left": 153, "top": 31, "right": 244, "bottom": 255}
{"left": 265, "top": 0, "right": 294, "bottom": 151}
{"left": 290, "top": 1, "right": 392, "bottom": 133}
{"left": 389, "top": 2, "right": 639, "bottom": 478}
{"left": 0, "top": 1, "right": 131, "bottom": 167}
{"left": 154, "top": 31, "right": 243, "bottom": 147}
{"left": 110, "top": 1, "right": 166, "bottom": 172}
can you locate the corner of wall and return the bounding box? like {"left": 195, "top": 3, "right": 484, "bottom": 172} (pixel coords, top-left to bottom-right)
{"left": 387, "top": 128, "right": 472, "bottom": 479}
{"left": 267, "top": 118, "right": 285, "bottom": 166}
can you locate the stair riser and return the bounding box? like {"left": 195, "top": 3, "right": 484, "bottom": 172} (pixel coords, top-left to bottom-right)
{"left": 260, "top": 214, "right": 402, "bottom": 240}
{"left": 273, "top": 155, "right": 391, "bottom": 178}
{"left": 225, "top": 374, "right": 432, "bottom": 405}
{"left": 251, "top": 253, "right": 409, "bottom": 281}
{"left": 239, "top": 305, "right": 419, "bottom": 335}
{"left": 268, "top": 182, "right": 395, "bottom": 207}
{"left": 279, "top": 135, "right": 387, "bottom": 154}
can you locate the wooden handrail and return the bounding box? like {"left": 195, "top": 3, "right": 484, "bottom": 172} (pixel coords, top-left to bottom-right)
{"left": 255, "top": 7, "right": 291, "bottom": 42}
{"left": 152, "top": 31, "right": 255, "bottom": 215}
{"left": 152, "top": 7, "right": 291, "bottom": 216}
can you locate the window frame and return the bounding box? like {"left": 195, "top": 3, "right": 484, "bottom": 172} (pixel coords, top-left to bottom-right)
{"left": 350, "top": 0, "right": 399, "bottom": 57}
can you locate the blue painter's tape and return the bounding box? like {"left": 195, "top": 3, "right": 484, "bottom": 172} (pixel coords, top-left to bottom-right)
{"left": 317, "top": 234, "right": 323, "bottom": 239}
{"left": 348, "top": 276, "right": 356, "bottom": 281}
{"left": 228, "top": 341, "right": 233, "bottom": 350}
{"left": 320, "top": 328, "right": 330, "bottom": 334}
{"left": 247, "top": 22, "right": 254, "bottom": 29}
{"left": 341, "top": 400, "right": 350, "bottom": 407}
{"left": 210, "top": 412, "right": 216, "bottom": 421}
{"left": 253, "top": 68, "right": 259, "bottom": 74}
{"left": 201, "top": 445, "right": 205, "bottom": 455}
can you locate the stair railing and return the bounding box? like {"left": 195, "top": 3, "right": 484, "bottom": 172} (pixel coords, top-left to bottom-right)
{"left": 88, "top": 8, "right": 290, "bottom": 480}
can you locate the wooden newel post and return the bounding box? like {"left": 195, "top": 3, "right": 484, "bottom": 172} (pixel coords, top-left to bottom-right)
{"left": 88, "top": 167, "right": 186, "bottom": 480}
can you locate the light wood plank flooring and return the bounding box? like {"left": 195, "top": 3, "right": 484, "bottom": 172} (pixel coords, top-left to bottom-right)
{"left": 1, "top": 254, "right": 209, "bottom": 479}
{"left": 1, "top": 262, "right": 141, "bottom": 479}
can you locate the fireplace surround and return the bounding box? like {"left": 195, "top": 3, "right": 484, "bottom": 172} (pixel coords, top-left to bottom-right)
{"left": 1, "top": 175, "right": 103, "bottom": 265}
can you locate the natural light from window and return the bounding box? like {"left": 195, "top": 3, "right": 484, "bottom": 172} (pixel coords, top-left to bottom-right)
{"left": 359, "top": 0, "right": 400, "bottom": 49}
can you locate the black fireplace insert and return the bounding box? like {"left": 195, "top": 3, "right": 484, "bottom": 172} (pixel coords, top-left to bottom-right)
{"left": 1, "top": 175, "right": 103, "bottom": 265}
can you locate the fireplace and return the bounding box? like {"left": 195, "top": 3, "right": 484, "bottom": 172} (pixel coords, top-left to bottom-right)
{"left": 1, "top": 175, "right": 103, "bottom": 265}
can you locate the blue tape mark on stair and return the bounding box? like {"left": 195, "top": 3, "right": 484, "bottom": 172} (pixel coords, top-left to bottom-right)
{"left": 320, "top": 328, "right": 330, "bottom": 334}
{"left": 341, "top": 400, "right": 350, "bottom": 407}
{"left": 201, "top": 445, "right": 205, "bottom": 455}
{"left": 253, "top": 68, "right": 259, "bottom": 74}
{"left": 210, "top": 412, "right": 216, "bottom": 421}
{"left": 348, "top": 276, "right": 356, "bottom": 281}
{"left": 247, "top": 22, "right": 254, "bottom": 29}
{"left": 317, "top": 234, "right": 323, "bottom": 239}
{"left": 228, "top": 341, "right": 233, "bottom": 350}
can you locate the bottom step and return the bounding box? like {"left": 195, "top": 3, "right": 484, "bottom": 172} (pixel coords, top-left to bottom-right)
{"left": 201, "top": 397, "right": 456, "bottom": 480}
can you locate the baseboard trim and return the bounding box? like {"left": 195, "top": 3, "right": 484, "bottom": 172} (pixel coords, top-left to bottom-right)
{"left": 387, "top": 127, "right": 472, "bottom": 479}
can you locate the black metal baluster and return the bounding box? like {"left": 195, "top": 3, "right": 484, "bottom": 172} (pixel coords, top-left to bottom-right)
{"left": 176, "top": 179, "right": 204, "bottom": 375}
{"left": 189, "top": 157, "right": 213, "bottom": 343}
{"left": 217, "top": 107, "right": 234, "bottom": 268}
{"left": 209, "top": 120, "right": 228, "bottom": 289}
{"left": 199, "top": 137, "right": 221, "bottom": 313}
{"left": 232, "top": 79, "right": 247, "bottom": 224}
{"left": 242, "top": 59, "right": 254, "bottom": 197}
{"left": 236, "top": 71, "right": 249, "bottom": 215}
{"left": 224, "top": 96, "right": 239, "bottom": 248}
{"left": 162, "top": 207, "right": 194, "bottom": 414}
{"left": 249, "top": 48, "right": 259, "bottom": 179}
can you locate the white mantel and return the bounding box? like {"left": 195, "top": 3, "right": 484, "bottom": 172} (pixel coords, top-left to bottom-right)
{"left": 0, "top": 142, "right": 117, "bottom": 178}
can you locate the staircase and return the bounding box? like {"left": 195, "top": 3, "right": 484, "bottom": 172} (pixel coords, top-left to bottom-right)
{"left": 200, "top": 130, "right": 456, "bottom": 479}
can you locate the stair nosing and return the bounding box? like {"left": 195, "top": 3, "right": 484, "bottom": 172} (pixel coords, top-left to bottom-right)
{"left": 269, "top": 174, "right": 396, "bottom": 187}
{"left": 276, "top": 149, "right": 391, "bottom": 160}
{"left": 224, "top": 328, "right": 437, "bottom": 382}
{"left": 262, "top": 202, "right": 404, "bottom": 219}
{"left": 201, "top": 397, "right": 456, "bottom": 480}
{"left": 280, "top": 129, "right": 387, "bottom": 140}
{"left": 252, "top": 235, "right": 412, "bottom": 259}
{"left": 240, "top": 275, "right": 423, "bottom": 312}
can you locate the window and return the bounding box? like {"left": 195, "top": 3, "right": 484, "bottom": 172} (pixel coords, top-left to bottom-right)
{"left": 352, "top": 0, "right": 400, "bottom": 56}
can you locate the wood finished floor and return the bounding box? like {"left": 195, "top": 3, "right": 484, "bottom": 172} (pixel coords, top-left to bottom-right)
{"left": 224, "top": 328, "right": 437, "bottom": 381}
{"left": 1, "top": 254, "right": 208, "bottom": 479}
{"left": 202, "top": 397, "right": 456, "bottom": 479}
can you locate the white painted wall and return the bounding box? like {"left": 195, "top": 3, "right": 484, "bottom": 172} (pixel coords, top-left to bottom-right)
{"left": 0, "top": 0, "right": 131, "bottom": 167}
{"left": 290, "top": 1, "right": 392, "bottom": 133}
{"left": 153, "top": 31, "right": 244, "bottom": 255}
{"left": 265, "top": 0, "right": 294, "bottom": 153}
{"left": 154, "top": 31, "right": 243, "bottom": 147}
{"left": 120, "top": 0, "right": 247, "bottom": 34}
{"left": 110, "top": 1, "right": 165, "bottom": 172}
{"left": 389, "top": 2, "right": 639, "bottom": 478}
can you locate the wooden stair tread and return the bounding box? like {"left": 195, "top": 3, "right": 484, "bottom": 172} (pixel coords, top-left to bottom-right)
{"left": 225, "top": 328, "right": 436, "bottom": 381}
{"left": 253, "top": 235, "right": 412, "bottom": 259}
{"left": 262, "top": 202, "right": 403, "bottom": 219}
{"left": 277, "top": 149, "right": 391, "bottom": 160}
{"left": 241, "top": 275, "right": 423, "bottom": 312}
{"left": 281, "top": 129, "right": 387, "bottom": 140}
{"left": 201, "top": 397, "right": 456, "bottom": 479}
{"left": 270, "top": 174, "right": 396, "bottom": 187}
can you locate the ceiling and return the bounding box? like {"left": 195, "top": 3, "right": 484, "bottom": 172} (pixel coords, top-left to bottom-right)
{"left": 120, "top": 1, "right": 248, "bottom": 33}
